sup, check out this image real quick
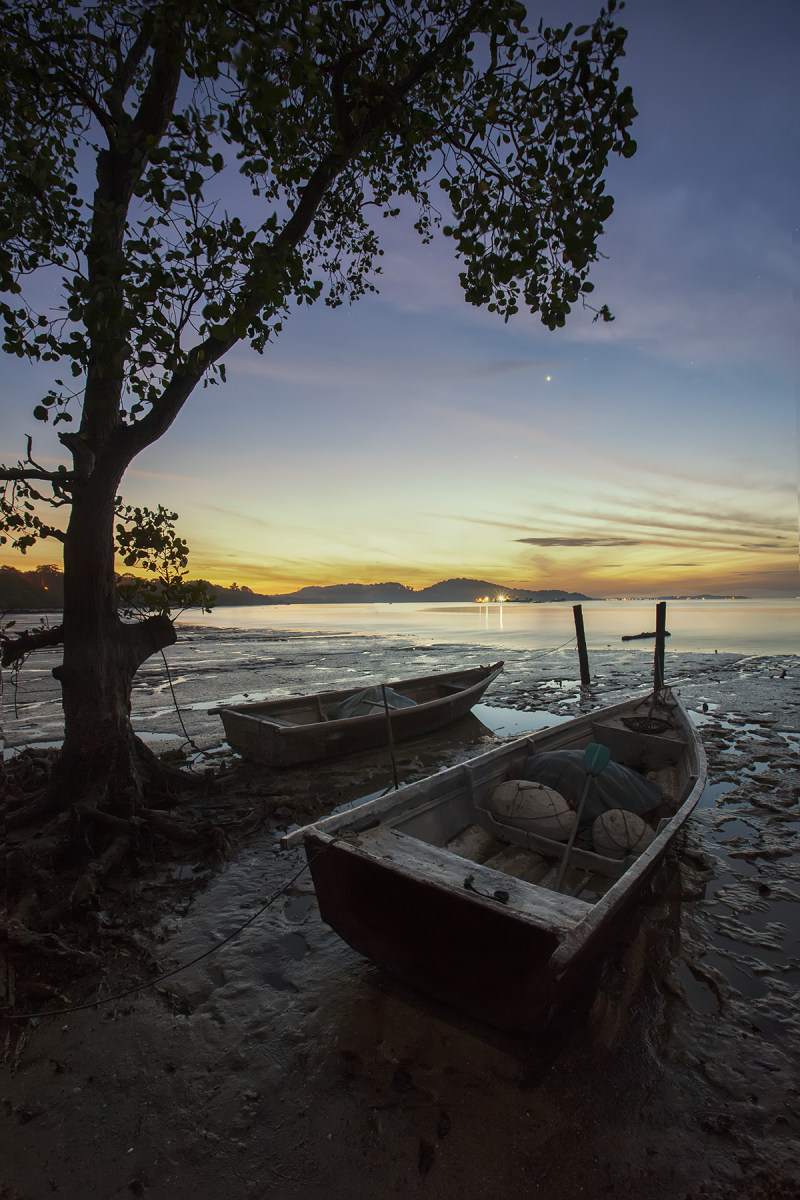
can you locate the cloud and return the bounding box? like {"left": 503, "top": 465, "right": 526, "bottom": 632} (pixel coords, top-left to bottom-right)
{"left": 434, "top": 496, "right": 793, "bottom": 556}
{"left": 358, "top": 180, "right": 796, "bottom": 375}
{"left": 460, "top": 359, "right": 550, "bottom": 379}
{"left": 227, "top": 353, "right": 381, "bottom": 389}
{"left": 227, "top": 330, "right": 552, "bottom": 394}
{"left": 516, "top": 536, "right": 640, "bottom": 547}
{"left": 539, "top": 493, "right": 795, "bottom": 545}
{"left": 199, "top": 504, "right": 281, "bottom": 531}
{"left": 373, "top": 246, "right": 465, "bottom": 314}
{"left": 422, "top": 402, "right": 574, "bottom": 453}
{"left": 126, "top": 467, "right": 205, "bottom": 485}
{"left": 563, "top": 188, "right": 796, "bottom": 370}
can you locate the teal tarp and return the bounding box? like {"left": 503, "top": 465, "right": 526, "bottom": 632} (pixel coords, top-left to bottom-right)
{"left": 327, "top": 686, "right": 417, "bottom": 721}
{"left": 522, "top": 749, "right": 662, "bottom": 827}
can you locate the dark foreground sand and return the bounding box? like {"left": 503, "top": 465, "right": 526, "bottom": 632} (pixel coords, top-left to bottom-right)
{"left": 2, "top": 634, "right": 800, "bottom": 1199}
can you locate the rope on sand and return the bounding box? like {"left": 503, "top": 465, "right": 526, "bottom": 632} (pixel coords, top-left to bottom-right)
{"left": 3, "top": 847, "right": 322, "bottom": 1022}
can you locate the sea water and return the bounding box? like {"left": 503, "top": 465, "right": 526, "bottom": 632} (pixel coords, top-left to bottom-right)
{"left": 175, "top": 597, "right": 800, "bottom": 657}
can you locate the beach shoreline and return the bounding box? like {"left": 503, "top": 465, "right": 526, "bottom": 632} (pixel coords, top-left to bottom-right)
{"left": 2, "top": 637, "right": 799, "bottom": 1199}
{"left": 4, "top": 615, "right": 795, "bottom": 754}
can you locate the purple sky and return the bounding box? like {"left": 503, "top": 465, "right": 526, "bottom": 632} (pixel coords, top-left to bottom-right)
{"left": 2, "top": 0, "right": 797, "bottom": 597}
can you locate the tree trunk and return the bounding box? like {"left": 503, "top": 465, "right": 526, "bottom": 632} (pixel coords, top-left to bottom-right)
{"left": 51, "top": 470, "right": 177, "bottom": 816}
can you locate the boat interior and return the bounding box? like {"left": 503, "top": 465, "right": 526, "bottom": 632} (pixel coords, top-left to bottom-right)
{"left": 346, "top": 712, "right": 697, "bottom": 909}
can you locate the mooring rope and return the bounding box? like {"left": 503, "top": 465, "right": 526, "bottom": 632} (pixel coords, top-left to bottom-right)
{"left": 526, "top": 636, "right": 577, "bottom": 658}
{"left": 3, "top": 847, "right": 321, "bottom": 1022}
{"left": 157, "top": 645, "right": 209, "bottom": 764}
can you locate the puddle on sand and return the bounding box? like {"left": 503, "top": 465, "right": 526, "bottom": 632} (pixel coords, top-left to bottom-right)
{"left": 742, "top": 759, "right": 776, "bottom": 775}
{"left": 283, "top": 895, "right": 316, "bottom": 924}
{"left": 471, "top": 701, "right": 571, "bottom": 738}
{"left": 696, "top": 779, "right": 737, "bottom": 808}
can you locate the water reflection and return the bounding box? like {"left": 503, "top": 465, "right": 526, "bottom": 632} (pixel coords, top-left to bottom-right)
{"left": 476, "top": 600, "right": 504, "bottom": 631}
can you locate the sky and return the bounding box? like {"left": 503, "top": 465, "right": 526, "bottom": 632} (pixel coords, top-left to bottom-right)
{"left": 2, "top": 0, "right": 798, "bottom": 599}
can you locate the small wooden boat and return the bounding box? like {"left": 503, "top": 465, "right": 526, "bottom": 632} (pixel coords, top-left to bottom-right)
{"left": 210, "top": 662, "right": 503, "bottom": 767}
{"left": 621, "top": 630, "right": 671, "bottom": 642}
{"left": 283, "top": 687, "right": 706, "bottom": 1034}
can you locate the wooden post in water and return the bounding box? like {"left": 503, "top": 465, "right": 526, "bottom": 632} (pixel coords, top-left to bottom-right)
{"left": 653, "top": 601, "right": 667, "bottom": 691}
{"left": 573, "top": 604, "right": 591, "bottom": 687}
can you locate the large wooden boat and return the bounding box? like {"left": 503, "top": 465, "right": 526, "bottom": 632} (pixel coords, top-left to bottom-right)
{"left": 283, "top": 687, "right": 707, "bottom": 1034}
{"left": 210, "top": 662, "right": 503, "bottom": 767}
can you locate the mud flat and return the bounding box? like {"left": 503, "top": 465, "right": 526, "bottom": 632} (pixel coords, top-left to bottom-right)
{"left": 2, "top": 634, "right": 799, "bottom": 1199}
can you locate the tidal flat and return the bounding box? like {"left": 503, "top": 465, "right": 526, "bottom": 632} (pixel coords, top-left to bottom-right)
{"left": 2, "top": 629, "right": 799, "bottom": 1199}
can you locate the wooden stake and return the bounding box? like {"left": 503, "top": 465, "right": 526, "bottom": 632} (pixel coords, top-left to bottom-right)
{"left": 381, "top": 684, "right": 400, "bottom": 790}
{"left": 573, "top": 604, "right": 591, "bottom": 686}
{"left": 654, "top": 601, "right": 667, "bottom": 691}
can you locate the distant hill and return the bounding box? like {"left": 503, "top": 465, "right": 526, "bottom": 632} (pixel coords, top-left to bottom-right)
{"left": 262, "top": 577, "right": 590, "bottom": 604}
{"left": 0, "top": 566, "right": 590, "bottom": 612}
{"left": 411, "top": 578, "right": 589, "bottom": 603}
{"left": 270, "top": 581, "right": 414, "bottom": 603}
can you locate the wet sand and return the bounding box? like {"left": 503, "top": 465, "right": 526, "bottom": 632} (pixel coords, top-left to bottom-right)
{"left": 2, "top": 631, "right": 800, "bottom": 1199}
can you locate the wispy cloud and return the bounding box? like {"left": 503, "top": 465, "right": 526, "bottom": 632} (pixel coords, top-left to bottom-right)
{"left": 516, "top": 536, "right": 641, "bottom": 547}
{"left": 226, "top": 353, "right": 381, "bottom": 389}
{"left": 199, "top": 504, "right": 282, "bottom": 531}
{"left": 435, "top": 496, "right": 792, "bottom": 546}
{"left": 565, "top": 189, "right": 796, "bottom": 369}
{"left": 466, "top": 359, "right": 550, "bottom": 379}
{"left": 126, "top": 467, "right": 205, "bottom": 485}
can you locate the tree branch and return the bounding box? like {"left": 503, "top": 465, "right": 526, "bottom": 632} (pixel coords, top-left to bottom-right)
{"left": 1, "top": 624, "right": 64, "bottom": 668}
{"left": 121, "top": 613, "right": 177, "bottom": 672}
{"left": 115, "top": 4, "right": 490, "bottom": 462}
{"left": 105, "top": 24, "right": 152, "bottom": 120}
{"left": 0, "top": 467, "right": 74, "bottom": 485}
{"left": 8, "top": 22, "right": 116, "bottom": 139}
{"left": 80, "top": 12, "right": 186, "bottom": 446}
{"left": 128, "top": 17, "right": 185, "bottom": 156}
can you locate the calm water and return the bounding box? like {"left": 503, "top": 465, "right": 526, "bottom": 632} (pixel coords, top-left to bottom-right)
{"left": 177, "top": 598, "right": 800, "bottom": 657}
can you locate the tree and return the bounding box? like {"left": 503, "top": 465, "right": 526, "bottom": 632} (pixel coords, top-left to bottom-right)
{"left": 0, "top": 0, "right": 636, "bottom": 827}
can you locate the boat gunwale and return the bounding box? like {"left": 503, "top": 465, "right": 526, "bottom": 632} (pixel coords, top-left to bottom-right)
{"left": 310, "top": 824, "right": 593, "bottom": 936}
{"left": 281, "top": 700, "right": 609, "bottom": 848}
{"left": 209, "top": 661, "right": 503, "bottom": 723}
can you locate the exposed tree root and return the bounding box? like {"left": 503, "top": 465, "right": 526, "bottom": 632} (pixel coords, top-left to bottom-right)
{"left": 1, "top": 745, "right": 276, "bottom": 1022}
{"left": 68, "top": 834, "right": 132, "bottom": 910}
{"left": 6, "top": 789, "right": 62, "bottom": 831}
{"left": 6, "top": 919, "right": 100, "bottom": 963}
